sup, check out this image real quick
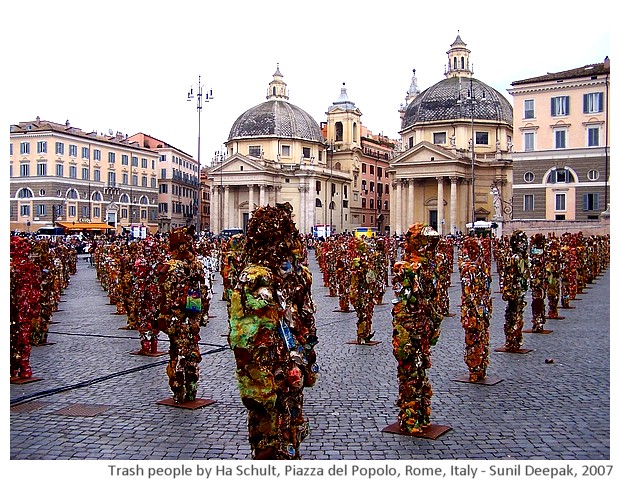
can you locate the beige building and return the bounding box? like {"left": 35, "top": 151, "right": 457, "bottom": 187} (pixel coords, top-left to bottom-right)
{"left": 390, "top": 34, "right": 514, "bottom": 235}
{"left": 208, "top": 68, "right": 398, "bottom": 236}
{"left": 211, "top": 67, "right": 357, "bottom": 235}
{"left": 507, "top": 58, "right": 610, "bottom": 221}
{"left": 127, "top": 133, "right": 199, "bottom": 233}
{"left": 10, "top": 118, "right": 160, "bottom": 234}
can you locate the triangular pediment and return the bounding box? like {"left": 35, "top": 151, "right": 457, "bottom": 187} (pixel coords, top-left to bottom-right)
{"left": 391, "top": 140, "right": 459, "bottom": 165}
{"left": 210, "top": 153, "right": 265, "bottom": 175}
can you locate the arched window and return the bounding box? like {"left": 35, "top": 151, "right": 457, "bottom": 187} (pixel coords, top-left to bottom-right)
{"left": 453, "top": 57, "right": 457, "bottom": 69}
{"left": 140, "top": 195, "right": 149, "bottom": 205}
{"left": 335, "top": 122, "right": 343, "bottom": 142}
{"left": 17, "top": 188, "right": 34, "bottom": 198}
{"left": 91, "top": 191, "right": 102, "bottom": 202}
{"left": 353, "top": 122, "right": 358, "bottom": 142}
{"left": 66, "top": 188, "right": 79, "bottom": 199}
{"left": 461, "top": 56, "right": 465, "bottom": 69}
{"left": 119, "top": 193, "right": 130, "bottom": 203}
{"left": 315, "top": 198, "right": 322, "bottom": 207}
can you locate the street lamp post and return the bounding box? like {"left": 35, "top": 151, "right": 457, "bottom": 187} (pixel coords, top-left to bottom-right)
{"left": 187, "top": 76, "right": 213, "bottom": 233}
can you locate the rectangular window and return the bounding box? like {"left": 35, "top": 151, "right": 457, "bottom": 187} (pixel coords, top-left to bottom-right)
{"left": 362, "top": 163, "right": 367, "bottom": 173}
{"left": 523, "top": 194, "right": 534, "bottom": 211}
{"left": 161, "top": 168, "right": 167, "bottom": 179}
{"left": 20, "top": 142, "right": 30, "bottom": 155}
{"left": 122, "top": 173, "right": 129, "bottom": 185}
{"left": 555, "top": 193, "right": 566, "bottom": 211}
{"left": 94, "top": 149, "right": 101, "bottom": 161}
{"left": 433, "top": 132, "right": 447, "bottom": 144}
{"left": 93, "top": 206, "right": 101, "bottom": 218}
{"left": 408, "top": 136, "right": 414, "bottom": 148}
{"left": 82, "top": 146, "right": 90, "bottom": 159}
{"left": 20, "top": 163, "right": 30, "bottom": 176}
{"left": 302, "top": 147, "right": 311, "bottom": 158}
{"left": 37, "top": 141, "right": 47, "bottom": 154}
{"left": 69, "top": 144, "right": 78, "bottom": 157}
{"left": 160, "top": 184, "right": 168, "bottom": 194}
{"left": 37, "top": 163, "right": 47, "bottom": 176}
{"left": 69, "top": 165, "right": 77, "bottom": 178}
{"left": 587, "top": 126, "right": 600, "bottom": 147}
{"left": 159, "top": 154, "right": 166, "bottom": 162}
{"left": 94, "top": 168, "right": 101, "bottom": 182}
{"left": 554, "top": 129, "right": 567, "bottom": 149}
{"left": 122, "top": 154, "right": 129, "bottom": 165}
{"left": 82, "top": 167, "right": 89, "bottom": 180}
{"left": 475, "top": 131, "right": 489, "bottom": 145}
{"left": 370, "top": 165, "right": 375, "bottom": 175}
{"left": 377, "top": 167, "right": 383, "bottom": 178}
{"left": 583, "top": 92, "right": 603, "bottom": 113}
{"left": 152, "top": 159, "right": 156, "bottom": 169}
{"left": 151, "top": 177, "right": 157, "bottom": 188}
{"left": 142, "top": 176, "right": 147, "bottom": 187}
{"left": 108, "top": 171, "right": 116, "bottom": 186}
{"left": 36, "top": 204, "right": 46, "bottom": 216}
{"left": 132, "top": 156, "right": 138, "bottom": 167}
{"left": 551, "top": 96, "right": 570, "bottom": 116}
{"left": 524, "top": 99, "right": 535, "bottom": 119}
{"left": 141, "top": 158, "right": 148, "bottom": 168}
{"left": 582, "top": 193, "right": 600, "bottom": 211}
{"left": 108, "top": 152, "right": 116, "bottom": 163}
{"left": 248, "top": 146, "right": 261, "bottom": 157}
{"left": 524, "top": 132, "right": 535, "bottom": 151}
{"left": 281, "top": 145, "right": 290, "bottom": 157}
{"left": 56, "top": 163, "right": 64, "bottom": 177}
{"left": 132, "top": 175, "right": 138, "bottom": 186}
{"left": 20, "top": 204, "right": 31, "bottom": 216}
{"left": 55, "top": 142, "right": 64, "bottom": 155}
{"left": 82, "top": 206, "right": 89, "bottom": 218}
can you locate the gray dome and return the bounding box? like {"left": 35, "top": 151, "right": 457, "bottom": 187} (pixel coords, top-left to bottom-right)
{"left": 228, "top": 99, "right": 324, "bottom": 143}
{"left": 401, "top": 77, "right": 513, "bottom": 130}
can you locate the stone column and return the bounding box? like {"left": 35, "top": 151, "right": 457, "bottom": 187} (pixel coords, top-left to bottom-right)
{"left": 248, "top": 184, "right": 255, "bottom": 219}
{"left": 223, "top": 185, "right": 230, "bottom": 229}
{"left": 450, "top": 176, "right": 458, "bottom": 235}
{"left": 395, "top": 179, "right": 403, "bottom": 235}
{"left": 259, "top": 184, "right": 266, "bottom": 207}
{"left": 437, "top": 176, "right": 444, "bottom": 235}
{"left": 407, "top": 179, "right": 415, "bottom": 227}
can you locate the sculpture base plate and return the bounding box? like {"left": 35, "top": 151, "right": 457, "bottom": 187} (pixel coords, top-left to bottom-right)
{"left": 452, "top": 375, "right": 503, "bottom": 386}
{"left": 494, "top": 347, "right": 533, "bottom": 354}
{"left": 523, "top": 329, "right": 553, "bottom": 334}
{"left": 10, "top": 376, "right": 43, "bottom": 384}
{"left": 346, "top": 340, "right": 381, "bottom": 346}
{"left": 156, "top": 397, "right": 216, "bottom": 410}
{"left": 382, "top": 422, "right": 452, "bottom": 439}
{"left": 333, "top": 309, "right": 354, "bottom": 313}
{"left": 130, "top": 350, "right": 167, "bottom": 357}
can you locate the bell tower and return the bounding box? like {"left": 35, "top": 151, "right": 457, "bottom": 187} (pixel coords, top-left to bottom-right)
{"left": 445, "top": 32, "right": 473, "bottom": 79}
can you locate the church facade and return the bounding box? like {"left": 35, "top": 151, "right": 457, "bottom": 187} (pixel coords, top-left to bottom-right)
{"left": 389, "top": 34, "right": 514, "bottom": 235}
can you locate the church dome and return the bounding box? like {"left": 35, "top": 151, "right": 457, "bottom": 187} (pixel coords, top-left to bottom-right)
{"left": 228, "top": 64, "right": 324, "bottom": 143}
{"left": 228, "top": 99, "right": 324, "bottom": 143}
{"left": 401, "top": 76, "right": 513, "bottom": 130}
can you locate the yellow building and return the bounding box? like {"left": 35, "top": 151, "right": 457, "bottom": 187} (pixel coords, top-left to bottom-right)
{"left": 390, "top": 34, "right": 514, "bottom": 235}
{"left": 10, "top": 118, "right": 160, "bottom": 234}
{"left": 507, "top": 58, "right": 610, "bottom": 221}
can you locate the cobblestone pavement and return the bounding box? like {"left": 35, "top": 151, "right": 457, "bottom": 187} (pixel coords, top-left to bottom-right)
{"left": 10, "top": 251, "right": 611, "bottom": 461}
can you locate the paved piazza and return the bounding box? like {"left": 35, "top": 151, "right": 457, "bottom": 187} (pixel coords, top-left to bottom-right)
{"left": 10, "top": 251, "right": 611, "bottom": 463}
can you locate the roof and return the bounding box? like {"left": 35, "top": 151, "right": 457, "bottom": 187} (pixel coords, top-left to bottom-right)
{"left": 511, "top": 60, "right": 610, "bottom": 86}
{"left": 228, "top": 99, "right": 324, "bottom": 143}
{"left": 401, "top": 77, "right": 513, "bottom": 129}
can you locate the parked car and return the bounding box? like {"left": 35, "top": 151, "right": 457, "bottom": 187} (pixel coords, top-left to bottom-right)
{"left": 218, "top": 227, "right": 244, "bottom": 240}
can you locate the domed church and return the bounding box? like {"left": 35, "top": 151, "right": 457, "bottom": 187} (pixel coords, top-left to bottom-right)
{"left": 389, "top": 33, "right": 514, "bottom": 235}
{"left": 209, "top": 65, "right": 349, "bottom": 235}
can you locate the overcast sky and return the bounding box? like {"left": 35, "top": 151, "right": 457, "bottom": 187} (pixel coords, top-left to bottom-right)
{"left": 4, "top": 0, "right": 611, "bottom": 168}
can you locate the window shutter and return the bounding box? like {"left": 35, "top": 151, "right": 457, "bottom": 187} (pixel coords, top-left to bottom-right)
{"left": 551, "top": 98, "right": 555, "bottom": 116}
{"left": 599, "top": 93, "right": 604, "bottom": 112}
{"left": 565, "top": 97, "right": 570, "bottom": 115}
{"left": 593, "top": 193, "right": 600, "bottom": 210}
{"left": 582, "top": 194, "right": 588, "bottom": 211}
{"left": 583, "top": 94, "right": 588, "bottom": 113}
